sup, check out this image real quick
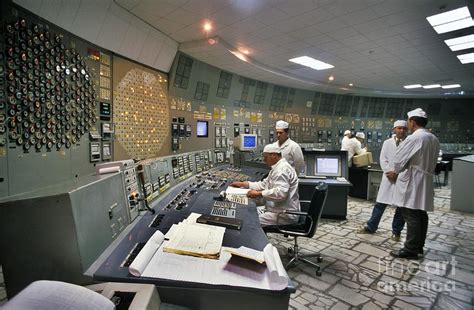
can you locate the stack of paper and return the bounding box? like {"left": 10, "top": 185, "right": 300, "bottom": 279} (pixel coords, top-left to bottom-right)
{"left": 128, "top": 213, "right": 289, "bottom": 291}
{"left": 163, "top": 222, "right": 225, "bottom": 259}
{"left": 225, "top": 186, "right": 250, "bottom": 196}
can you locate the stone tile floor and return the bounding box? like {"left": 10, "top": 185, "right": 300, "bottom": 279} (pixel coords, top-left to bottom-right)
{"left": 269, "top": 185, "right": 474, "bottom": 309}
{"left": 1, "top": 186, "right": 472, "bottom": 309}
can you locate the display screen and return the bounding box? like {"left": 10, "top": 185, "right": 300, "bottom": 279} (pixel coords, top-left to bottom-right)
{"left": 315, "top": 157, "right": 340, "bottom": 177}
{"left": 196, "top": 120, "right": 208, "bottom": 137}
{"left": 243, "top": 135, "right": 256, "bottom": 148}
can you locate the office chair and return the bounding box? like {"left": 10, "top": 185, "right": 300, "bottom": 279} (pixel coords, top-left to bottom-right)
{"left": 434, "top": 162, "right": 443, "bottom": 188}
{"left": 264, "top": 182, "right": 328, "bottom": 276}
{"left": 1, "top": 280, "right": 115, "bottom": 310}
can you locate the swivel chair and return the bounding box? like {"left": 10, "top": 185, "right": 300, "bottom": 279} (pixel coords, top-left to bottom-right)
{"left": 264, "top": 182, "right": 328, "bottom": 276}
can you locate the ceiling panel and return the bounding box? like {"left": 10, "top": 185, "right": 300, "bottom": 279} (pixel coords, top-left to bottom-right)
{"left": 117, "top": 0, "right": 474, "bottom": 97}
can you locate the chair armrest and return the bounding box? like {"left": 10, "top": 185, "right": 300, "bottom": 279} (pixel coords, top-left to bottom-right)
{"left": 275, "top": 211, "right": 313, "bottom": 236}
{"left": 281, "top": 210, "right": 308, "bottom": 216}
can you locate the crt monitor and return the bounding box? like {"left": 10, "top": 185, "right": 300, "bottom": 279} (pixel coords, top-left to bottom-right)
{"left": 196, "top": 120, "right": 208, "bottom": 137}
{"left": 314, "top": 155, "right": 341, "bottom": 177}
{"left": 234, "top": 134, "right": 257, "bottom": 151}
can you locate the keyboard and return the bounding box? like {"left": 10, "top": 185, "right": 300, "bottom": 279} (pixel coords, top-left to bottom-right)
{"left": 226, "top": 194, "right": 248, "bottom": 205}
{"left": 210, "top": 201, "right": 236, "bottom": 218}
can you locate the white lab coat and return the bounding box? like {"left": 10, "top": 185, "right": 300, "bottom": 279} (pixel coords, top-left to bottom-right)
{"left": 248, "top": 158, "right": 300, "bottom": 226}
{"left": 376, "top": 136, "right": 401, "bottom": 204}
{"left": 392, "top": 129, "right": 440, "bottom": 211}
{"left": 341, "top": 137, "right": 366, "bottom": 166}
{"left": 275, "top": 138, "right": 305, "bottom": 174}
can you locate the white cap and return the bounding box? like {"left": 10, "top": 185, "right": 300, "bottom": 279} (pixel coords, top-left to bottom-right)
{"left": 393, "top": 120, "right": 407, "bottom": 128}
{"left": 344, "top": 130, "right": 351, "bottom": 136}
{"left": 356, "top": 132, "right": 365, "bottom": 139}
{"left": 263, "top": 143, "right": 281, "bottom": 154}
{"left": 407, "top": 108, "right": 427, "bottom": 119}
{"left": 275, "top": 120, "right": 289, "bottom": 129}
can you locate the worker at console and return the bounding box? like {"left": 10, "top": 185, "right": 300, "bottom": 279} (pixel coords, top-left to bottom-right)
{"left": 273, "top": 120, "right": 305, "bottom": 174}
{"left": 230, "top": 143, "right": 300, "bottom": 226}
{"left": 341, "top": 131, "right": 367, "bottom": 167}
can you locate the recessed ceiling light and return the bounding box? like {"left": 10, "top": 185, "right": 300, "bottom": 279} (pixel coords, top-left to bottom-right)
{"left": 349, "top": 83, "right": 353, "bottom": 86}
{"left": 445, "top": 34, "right": 474, "bottom": 51}
{"left": 242, "top": 49, "right": 250, "bottom": 54}
{"left": 442, "top": 84, "right": 461, "bottom": 89}
{"left": 422, "top": 84, "right": 441, "bottom": 89}
{"left": 203, "top": 22, "right": 212, "bottom": 31}
{"left": 457, "top": 52, "right": 474, "bottom": 64}
{"left": 328, "top": 75, "right": 334, "bottom": 81}
{"left": 427, "top": 6, "right": 474, "bottom": 34}
{"left": 404, "top": 84, "right": 422, "bottom": 89}
{"left": 289, "top": 56, "right": 334, "bottom": 70}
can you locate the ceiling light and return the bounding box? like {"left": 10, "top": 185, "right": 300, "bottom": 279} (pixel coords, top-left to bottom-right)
{"left": 328, "top": 75, "right": 334, "bottom": 81}
{"left": 427, "top": 6, "right": 474, "bottom": 34}
{"left": 349, "top": 83, "right": 353, "bottom": 86}
{"left": 203, "top": 22, "right": 212, "bottom": 31}
{"left": 445, "top": 34, "right": 474, "bottom": 51}
{"left": 242, "top": 49, "right": 250, "bottom": 54}
{"left": 457, "top": 52, "right": 474, "bottom": 64}
{"left": 404, "top": 84, "right": 422, "bottom": 89}
{"left": 289, "top": 56, "right": 334, "bottom": 70}
{"left": 442, "top": 84, "right": 461, "bottom": 89}
{"left": 422, "top": 84, "right": 441, "bottom": 89}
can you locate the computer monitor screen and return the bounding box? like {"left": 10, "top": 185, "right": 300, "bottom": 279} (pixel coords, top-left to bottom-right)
{"left": 196, "top": 120, "right": 208, "bottom": 137}
{"left": 315, "top": 156, "right": 341, "bottom": 177}
{"left": 235, "top": 134, "right": 257, "bottom": 151}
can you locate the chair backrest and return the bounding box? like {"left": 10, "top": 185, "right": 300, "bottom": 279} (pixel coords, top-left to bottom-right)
{"left": 304, "top": 182, "right": 328, "bottom": 237}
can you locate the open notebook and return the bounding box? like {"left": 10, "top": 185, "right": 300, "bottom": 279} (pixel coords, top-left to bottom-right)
{"left": 129, "top": 215, "right": 289, "bottom": 291}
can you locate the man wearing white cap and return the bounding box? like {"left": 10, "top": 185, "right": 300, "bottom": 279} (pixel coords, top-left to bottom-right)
{"left": 386, "top": 108, "right": 439, "bottom": 259}
{"left": 341, "top": 131, "right": 367, "bottom": 166}
{"left": 230, "top": 143, "right": 300, "bottom": 226}
{"left": 358, "top": 120, "right": 407, "bottom": 240}
{"left": 274, "top": 120, "right": 305, "bottom": 174}
{"left": 340, "top": 130, "right": 352, "bottom": 150}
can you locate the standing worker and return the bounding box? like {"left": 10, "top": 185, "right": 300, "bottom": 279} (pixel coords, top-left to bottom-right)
{"left": 341, "top": 131, "right": 367, "bottom": 167}
{"left": 386, "top": 108, "right": 440, "bottom": 259}
{"left": 358, "top": 120, "right": 408, "bottom": 241}
{"left": 274, "top": 120, "right": 305, "bottom": 175}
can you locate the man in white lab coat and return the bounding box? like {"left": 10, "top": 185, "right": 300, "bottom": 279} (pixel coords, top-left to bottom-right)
{"left": 386, "top": 108, "right": 440, "bottom": 259}
{"left": 358, "top": 120, "right": 407, "bottom": 241}
{"left": 273, "top": 120, "right": 305, "bottom": 174}
{"left": 341, "top": 131, "right": 367, "bottom": 166}
{"left": 230, "top": 143, "right": 300, "bottom": 226}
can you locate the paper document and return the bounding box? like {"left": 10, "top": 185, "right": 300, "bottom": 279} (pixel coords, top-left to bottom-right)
{"left": 142, "top": 243, "right": 288, "bottom": 291}
{"left": 226, "top": 187, "right": 250, "bottom": 196}
{"left": 129, "top": 230, "right": 165, "bottom": 277}
{"left": 163, "top": 222, "right": 225, "bottom": 259}
{"left": 223, "top": 246, "right": 265, "bottom": 264}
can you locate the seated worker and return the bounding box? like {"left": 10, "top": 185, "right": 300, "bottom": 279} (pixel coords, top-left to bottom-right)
{"left": 341, "top": 131, "right": 367, "bottom": 166}
{"left": 230, "top": 143, "right": 300, "bottom": 226}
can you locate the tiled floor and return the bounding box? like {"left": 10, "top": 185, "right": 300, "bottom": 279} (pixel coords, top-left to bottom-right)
{"left": 269, "top": 185, "right": 474, "bottom": 309}
{"left": 1, "top": 185, "right": 473, "bottom": 309}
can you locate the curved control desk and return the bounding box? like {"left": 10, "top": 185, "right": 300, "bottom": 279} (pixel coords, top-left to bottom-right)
{"left": 89, "top": 165, "right": 295, "bottom": 310}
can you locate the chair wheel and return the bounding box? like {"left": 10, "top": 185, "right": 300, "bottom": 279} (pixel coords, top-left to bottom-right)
{"left": 316, "top": 270, "right": 322, "bottom": 276}
{"left": 317, "top": 256, "right": 323, "bottom": 263}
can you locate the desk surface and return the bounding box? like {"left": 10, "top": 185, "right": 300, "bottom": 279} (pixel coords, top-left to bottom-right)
{"left": 90, "top": 165, "right": 294, "bottom": 309}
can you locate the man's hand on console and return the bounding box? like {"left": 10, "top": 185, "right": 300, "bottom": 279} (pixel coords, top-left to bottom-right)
{"left": 230, "top": 181, "right": 248, "bottom": 188}
{"left": 247, "top": 190, "right": 262, "bottom": 198}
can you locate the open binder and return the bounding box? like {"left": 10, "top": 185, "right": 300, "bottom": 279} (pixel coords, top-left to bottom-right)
{"left": 129, "top": 229, "right": 289, "bottom": 291}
